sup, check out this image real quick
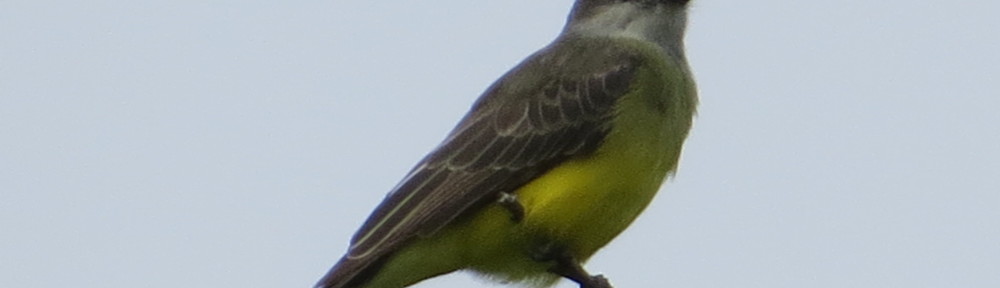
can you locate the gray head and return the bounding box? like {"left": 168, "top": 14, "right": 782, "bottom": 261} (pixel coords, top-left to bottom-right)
{"left": 563, "top": 0, "right": 692, "bottom": 51}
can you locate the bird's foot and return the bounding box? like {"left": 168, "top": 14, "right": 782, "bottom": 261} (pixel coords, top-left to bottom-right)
{"left": 580, "top": 274, "right": 612, "bottom": 288}
{"left": 542, "top": 246, "right": 614, "bottom": 288}
{"left": 496, "top": 191, "right": 525, "bottom": 222}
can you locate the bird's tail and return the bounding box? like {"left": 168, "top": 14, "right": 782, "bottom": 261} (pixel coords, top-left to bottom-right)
{"left": 315, "top": 255, "right": 382, "bottom": 288}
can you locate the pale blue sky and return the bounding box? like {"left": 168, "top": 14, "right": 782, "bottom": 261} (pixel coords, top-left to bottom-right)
{"left": 2, "top": 1, "right": 998, "bottom": 287}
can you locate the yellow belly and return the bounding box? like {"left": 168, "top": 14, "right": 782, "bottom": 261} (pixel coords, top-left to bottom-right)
{"left": 510, "top": 55, "right": 693, "bottom": 260}
{"left": 454, "top": 108, "right": 687, "bottom": 285}
{"left": 457, "top": 48, "right": 695, "bottom": 283}
{"left": 515, "top": 143, "right": 672, "bottom": 258}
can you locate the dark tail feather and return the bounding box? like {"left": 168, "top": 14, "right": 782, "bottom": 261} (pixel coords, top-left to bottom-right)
{"left": 315, "top": 255, "right": 390, "bottom": 288}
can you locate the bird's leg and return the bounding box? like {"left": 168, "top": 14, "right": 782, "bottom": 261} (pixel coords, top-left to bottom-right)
{"left": 535, "top": 244, "right": 614, "bottom": 288}
{"left": 549, "top": 254, "right": 613, "bottom": 288}
{"left": 496, "top": 191, "right": 525, "bottom": 222}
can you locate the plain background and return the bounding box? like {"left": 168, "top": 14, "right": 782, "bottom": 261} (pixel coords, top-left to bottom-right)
{"left": 2, "top": 1, "right": 998, "bottom": 287}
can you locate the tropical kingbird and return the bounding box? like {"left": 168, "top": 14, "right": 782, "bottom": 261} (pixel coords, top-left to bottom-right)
{"left": 317, "top": 0, "right": 697, "bottom": 287}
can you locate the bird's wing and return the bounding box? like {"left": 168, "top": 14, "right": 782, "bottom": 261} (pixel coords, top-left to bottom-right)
{"left": 318, "top": 43, "right": 643, "bottom": 288}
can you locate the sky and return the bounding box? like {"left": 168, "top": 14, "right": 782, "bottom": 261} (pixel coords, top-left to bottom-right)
{"left": 2, "top": 1, "right": 998, "bottom": 287}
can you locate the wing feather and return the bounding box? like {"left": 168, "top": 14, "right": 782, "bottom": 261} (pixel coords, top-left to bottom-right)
{"left": 317, "top": 44, "right": 642, "bottom": 288}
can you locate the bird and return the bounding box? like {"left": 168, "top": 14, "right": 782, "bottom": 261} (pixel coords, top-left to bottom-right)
{"left": 317, "top": 0, "right": 697, "bottom": 287}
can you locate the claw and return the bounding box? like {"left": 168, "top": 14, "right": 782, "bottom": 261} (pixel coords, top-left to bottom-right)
{"left": 540, "top": 245, "right": 614, "bottom": 288}
{"left": 497, "top": 191, "right": 525, "bottom": 222}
